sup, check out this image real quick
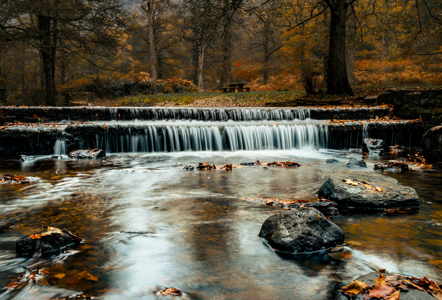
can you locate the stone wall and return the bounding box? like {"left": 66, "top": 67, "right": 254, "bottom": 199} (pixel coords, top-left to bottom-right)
{"left": 377, "top": 88, "right": 442, "bottom": 131}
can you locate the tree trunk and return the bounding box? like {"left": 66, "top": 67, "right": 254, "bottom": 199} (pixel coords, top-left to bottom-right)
{"left": 221, "top": 27, "right": 232, "bottom": 87}
{"left": 263, "top": 21, "right": 270, "bottom": 85}
{"left": 38, "top": 15, "right": 57, "bottom": 106}
{"left": 197, "top": 45, "right": 205, "bottom": 90}
{"left": 60, "top": 57, "right": 67, "bottom": 86}
{"left": 147, "top": 1, "right": 157, "bottom": 80}
{"left": 326, "top": 0, "right": 353, "bottom": 95}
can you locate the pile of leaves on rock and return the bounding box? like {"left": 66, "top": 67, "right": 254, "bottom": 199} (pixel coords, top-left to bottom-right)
{"left": 343, "top": 178, "right": 383, "bottom": 192}
{"left": 1, "top": 174, "right": 30, "bottom": 184}
{"left": 183, "top": 160, "right": 301, "bottom": 171}
{"left": 342, "top": 272, "right": 442, "bottom": 300}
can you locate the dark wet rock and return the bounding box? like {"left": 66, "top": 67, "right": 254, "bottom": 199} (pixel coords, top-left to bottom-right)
{"left": 342, "top": 272, "right": 436, "bottom": 300}
{"left": 374, "top": 161, "right": 410, "bottom": 172}
{"left": 422, "top": 125, "right": 442, "bottom": 164}
{"left": 345, "top": 158, "right": 367, "bottom": 168}
{"left": 68, "top": 148, "right": 106, "bottom": 159}
{"left": 318, "top": 172, "right": 419, "bottom": 210}
{"left": 183, "top": 165, "right": 194, "bottom": 171}
{"left": 1, "top": 174, "right": 30, "bottom": 184}
{"left": 16, "top": 227, "right": 82, "bottom": 257}
{"left": 290, "top": 200, "right": 339, "bottom": 216}
{"left": 362, "top": 138, "right": 389, "bottom": 155}
{"left": 326, "top": 158, "right": 339, "bottom": 164}
{"left": 258, "top": 208, "right": 345, "bottom": 253}
{"left": 263, "top": 166, "right": 269, "bottom": 170}
{"left": 240, "top": 162, "right": 255, "bottom": 166}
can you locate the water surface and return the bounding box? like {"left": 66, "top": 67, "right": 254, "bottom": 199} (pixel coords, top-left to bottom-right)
{"left": 0, "top": 149, "right": 441, "bottom": 299}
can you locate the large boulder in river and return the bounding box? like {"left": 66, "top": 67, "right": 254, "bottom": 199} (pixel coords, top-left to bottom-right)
{"left": 422, "top": 125, "right": 442, "bottom": 164}
{"left": 258, "top": 208, "right": 344, "bottom": 253}
{"left": 318, "top": 172, "right": 419, "bottom": 210}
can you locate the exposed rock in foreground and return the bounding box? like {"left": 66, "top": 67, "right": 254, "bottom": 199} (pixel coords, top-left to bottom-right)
{"left": 422, "top": 125, "right": 442, "bottom": 164}
{"left": 68, "top": 148, "right": 106, "bottom": 159}
{"left": 16, "top": 226, "right": 82, "bottom": 257}
{"left": 318, "top": 172, "right": 419, "bottom": 210}
{"left": 258, "top": 208, "right": 344, "bottom": 254}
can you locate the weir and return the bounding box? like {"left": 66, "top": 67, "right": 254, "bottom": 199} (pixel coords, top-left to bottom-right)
{"left": 0, "top": 106, "right": 390, "bottom": 123}
{"left": 0, "top": 107, "right": 423, "bottom": 157}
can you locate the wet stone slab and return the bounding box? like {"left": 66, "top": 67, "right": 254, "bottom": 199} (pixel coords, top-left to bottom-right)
{"left": 318, "top": 172, "right": 419, "bottom": 210}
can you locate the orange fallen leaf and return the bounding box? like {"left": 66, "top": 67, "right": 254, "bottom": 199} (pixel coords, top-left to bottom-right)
{"left": 7, "top": 282, "right": 19, "bottom": 290}
{"left": 341, "top": 280, "right": 367, "bottom": 296}
{"left": 30, "top": 234, "right": 41, "bottom": 239}
{"left": 54, "top": 273, "right": 66, "bottom": 279}
{"left": 65, "top": 278, "right": 81, "bottom": 285}
{"left": 368, "top": 274, "right": 395, "bottom": 298}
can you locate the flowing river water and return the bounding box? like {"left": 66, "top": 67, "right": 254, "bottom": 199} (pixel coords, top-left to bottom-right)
{"left": 0, "top": 148, "right": 441, "bottom": 299}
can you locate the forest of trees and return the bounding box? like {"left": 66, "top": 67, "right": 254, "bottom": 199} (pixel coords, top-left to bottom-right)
{"left": 1, "top": 0, "right": 442, "bottom": 105}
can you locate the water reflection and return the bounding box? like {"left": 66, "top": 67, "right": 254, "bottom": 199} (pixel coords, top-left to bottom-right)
{"left": 0, "top": 150, "right": 441, "bottom": 299}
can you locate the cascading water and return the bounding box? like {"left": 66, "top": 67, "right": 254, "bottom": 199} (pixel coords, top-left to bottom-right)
{"left": 54, "top": 139, "right": 67, "bottom": 155}
{"left": 84, "top": 122, "right": 328, "bottom": 153}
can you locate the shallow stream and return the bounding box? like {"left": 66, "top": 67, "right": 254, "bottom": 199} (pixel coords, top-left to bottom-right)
{"left": 0, "top": 149, "right": 441, "bottom": 299}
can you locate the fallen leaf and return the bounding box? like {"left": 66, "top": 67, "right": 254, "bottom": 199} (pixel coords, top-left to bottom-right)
{"left": 54, "top": 273, "right": 66, "bottom": 279}
{"left": 368, "top": 274, "right": 395, "bottom": 298}
{"left": 65, "top": 278, "right": 81, "bottom": 285}
{"left": 375, "top": 186, "right": 383, "bottom": 192}
{"left": 157, "top": 287, "right": 182, "bottom": 296}
{"left": 6, "top": 282, "right": 19, "bottom": 290}
{"left": 341, "top": 280, "right": 367, "bottom": 296}
{"left": 385, "top": 290, "right": 400, "bottom": 300}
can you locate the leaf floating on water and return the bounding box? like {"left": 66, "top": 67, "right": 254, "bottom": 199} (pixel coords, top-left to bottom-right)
{"left": 157, "top": 287, "right": 182, "bottom": 296}
{"left": 54, "top": 273, "right": 66, "bottom": 279}
{"left": 74, "top": 270, "right": 98, "bottom": 281}
{"left": 341, "top": 280, "right": 367, "bottom": 296}
{"left": 6, "top": 282, "right": 20, "bottom": 290}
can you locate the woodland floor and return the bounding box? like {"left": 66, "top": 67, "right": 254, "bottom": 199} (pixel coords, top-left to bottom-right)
{"left": 95, "top": 86, "right": 390, "bottom": 107}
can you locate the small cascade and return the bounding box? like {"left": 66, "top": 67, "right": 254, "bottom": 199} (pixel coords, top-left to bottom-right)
{"left": 54, "top": 139, "right": 67, "bottom": 155}
{"left": 70, "top": 122, "right": 328, "bottom": 153}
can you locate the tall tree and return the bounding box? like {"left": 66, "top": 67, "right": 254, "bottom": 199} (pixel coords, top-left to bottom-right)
{"left": 0, "top": 0, "right": 125, "bottom": 105}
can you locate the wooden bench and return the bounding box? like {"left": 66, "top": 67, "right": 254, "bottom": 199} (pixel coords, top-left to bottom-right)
{"left": 223, "top": 83, "right": 251, "bottom": 93}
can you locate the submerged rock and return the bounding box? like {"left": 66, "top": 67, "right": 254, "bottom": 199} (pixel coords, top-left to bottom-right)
{"left": 68, "top": 148, "right": 106, "bottom": 159}
{"left": 345, "top": 157, "right": 367, "bottom": 168}
{"left": 326, "top": 158, "right": 339, "bottom": 164}
{"left": 318, "top": 172, "right": 419, "bottom": 210}
{"left": 422, "top": 125, "right": 442, "bottom": 164}
{"left": 16, "top": 226, "right": 82, "bottom": 257}
{"left": 258, "top": 208, "right": 345, "bottom": 254}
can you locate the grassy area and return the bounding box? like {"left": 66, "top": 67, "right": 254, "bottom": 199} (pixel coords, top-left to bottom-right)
{"left": 107, "top": 85, "right": 440, "bottom": 108}
{"left": 117, "top": 91, "right": 306, "bottom": 107}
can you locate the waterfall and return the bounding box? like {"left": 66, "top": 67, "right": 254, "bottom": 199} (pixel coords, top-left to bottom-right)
{"left": 54, "top": 139, "right": 67, "bottom": 155}
{"left": 83, "top": 123, "right": 327, "bottom": 153}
